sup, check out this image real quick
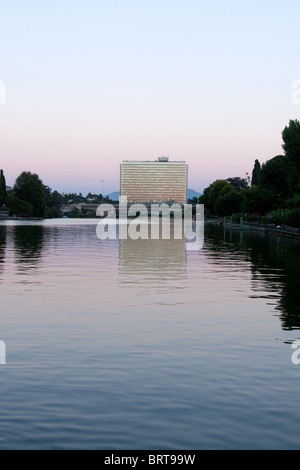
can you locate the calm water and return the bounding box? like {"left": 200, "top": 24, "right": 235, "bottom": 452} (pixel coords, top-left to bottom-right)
{"left": 0, "top": 219, "right": 299, "bottom": 450}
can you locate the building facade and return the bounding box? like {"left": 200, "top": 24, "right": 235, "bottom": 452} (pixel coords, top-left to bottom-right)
{"left": 120, "top": 158, "right": 188, "bottom": 204}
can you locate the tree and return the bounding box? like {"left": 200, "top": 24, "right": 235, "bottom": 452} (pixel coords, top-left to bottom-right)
{"left": 49, "top": 190, "right": 63, "bottom": 208}
{"left": 282, "top": 119, "right": 300, "bottom": 171}
{"left": 214, "top": 190, "right": 242, "bottom": 216}
{"left": 282, "top": 119, "right": 300, "bottom": 194}
{"left": 200, "top": 179, "right": 244, "bottom": 215}
{"left": 241, "top": 185, "right": 274, "bottom": 215}
{"left": 63, "top": 192, "right": 87, "bottom": 204}
{"left": 7, "top": 195, "right": 33, "bottom": 217}
{"left": 259, "top": 155, "right": 289, "bottom": 201}
{"left": 14, "top": 172, "right": 46, "bottom": 218}
{"left": 205, "top": 180, "right": 232, "bottom": 212}
{"left": 86, "top": 193, "right": 103, "bottom": 203}
{"left": 43, "top": 186, "right": 63, "bottom": 218}
{"left": 251, "top": 159, "right": 261, "bottom": 186}
{"left": 226, "top": 177, "right": 248, "bottom": 192}
{"left": 0, "top": 169, "right": 7, "bottom": 205}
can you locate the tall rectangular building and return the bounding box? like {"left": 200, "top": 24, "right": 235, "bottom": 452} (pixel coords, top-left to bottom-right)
{"left": 120, "top": 158, "right": 188, "bottom": 204}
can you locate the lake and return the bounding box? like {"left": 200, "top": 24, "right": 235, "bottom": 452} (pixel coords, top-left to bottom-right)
{"left": 0, "top": 218, "right": 299, "bottom": 449}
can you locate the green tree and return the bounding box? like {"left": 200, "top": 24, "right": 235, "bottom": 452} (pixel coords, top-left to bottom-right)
{"left": 86, "top": 193, "right": 104, "bottom": 203}
{"left": 64, "top": 192, "right": 86, "bottom": 204}
{"left": 44, "top": 186, "right": 62, "bottom": 218}
{"left": 282, "top": 119, "right": 300, "bottom": 172}
{"left": 200, "top": 179, "right": 243, "bottom": 215}
{"left": 7, "top": 195, "right": 33, "bottom": 217}
{"left": 282, "top": 119, "right": 300, "bottom": 193}
{"left": 14, "top": 172, "right": 46, "bottom": 218}
{"left": 205, "top": 180, "right": 232, "bottom": 212}
{"left": 214, "top": 190, "right": 242, "bottom": 216}
{"left": 259, "top": 155, "right": 289, "bottom": 202}
{"left": 251, "top": 159, "right": 261, "bottom": 186}
{"left": 226, "top": 177, "right": 248, "bottom": 192}
{"left": 0, "top": 169, "right": 7, "bottom": 206}
{"left": 241, "top": 185, "right": 274, "bottom": 215}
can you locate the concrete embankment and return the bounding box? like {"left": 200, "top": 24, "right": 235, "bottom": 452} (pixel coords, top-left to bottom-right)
{"left": 222, "top": 217, "right": 300, "bottom": 240}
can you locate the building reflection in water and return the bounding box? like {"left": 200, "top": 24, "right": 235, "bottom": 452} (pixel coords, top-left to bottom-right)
{"left": 119, "top": 229, "right": 187, "bottom": 292}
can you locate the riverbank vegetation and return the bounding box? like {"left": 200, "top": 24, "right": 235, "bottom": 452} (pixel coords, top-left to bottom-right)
{"left": 1, "top": 119, "right": 300, "bottom": 226}
{"left": 199, "top": 119, "right": 300, "bottom": 228}
{"left": 0, "top": 171, "right": 108, "bottom": 219}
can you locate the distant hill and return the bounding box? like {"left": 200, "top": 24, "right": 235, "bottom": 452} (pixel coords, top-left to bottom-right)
{"left": 106, "top": 191, "right": 120, "bottom": 201}
{"left": 188, "top": 189, "right": 202, "bottom": 200}
{"left": 107, "top": 189, "right": 202, "bottom": 201}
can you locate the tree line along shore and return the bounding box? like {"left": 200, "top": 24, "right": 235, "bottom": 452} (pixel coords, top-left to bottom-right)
{"left": 198, "top": 119, "right": 300, "bottom": 228}
{"left": 1, "top": 119, "right": 300, "bottom": 227}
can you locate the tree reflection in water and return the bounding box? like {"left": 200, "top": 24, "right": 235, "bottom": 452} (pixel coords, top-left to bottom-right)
{"left": 214, "top": 224, "right": 300, "bottom": 331}
{"left": 0, "top": 226, "right": 6, "bottom": 284}
{"left": 13, "top": 225, "right": 45, "bottom": 270}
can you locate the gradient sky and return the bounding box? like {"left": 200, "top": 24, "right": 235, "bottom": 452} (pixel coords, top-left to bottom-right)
{"left": 1, "top": 0, "right": 300, "bottom": 195}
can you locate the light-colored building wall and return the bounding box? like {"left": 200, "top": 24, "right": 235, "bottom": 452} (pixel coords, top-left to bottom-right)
{"left": 121, "top": 159, "right": 187, "bottom": 204}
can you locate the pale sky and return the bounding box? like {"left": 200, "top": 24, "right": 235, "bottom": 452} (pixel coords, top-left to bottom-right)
{"left": 1, "top": 0, "right": 300, "bottom": 195}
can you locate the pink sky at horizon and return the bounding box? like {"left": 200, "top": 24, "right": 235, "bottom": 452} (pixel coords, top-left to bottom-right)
{"left": 0, "top": 107, "right": 289, "bottom": 195}
{"left": 0, "top": 122, "right": 290, "bottom": 195}
{"left": 0, "top": 1, "right": 299, "bottom": 195}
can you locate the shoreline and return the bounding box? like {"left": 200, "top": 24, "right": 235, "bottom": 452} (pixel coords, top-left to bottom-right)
{"left": 220, "top": 219, "right": 300, "bottom": 240}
